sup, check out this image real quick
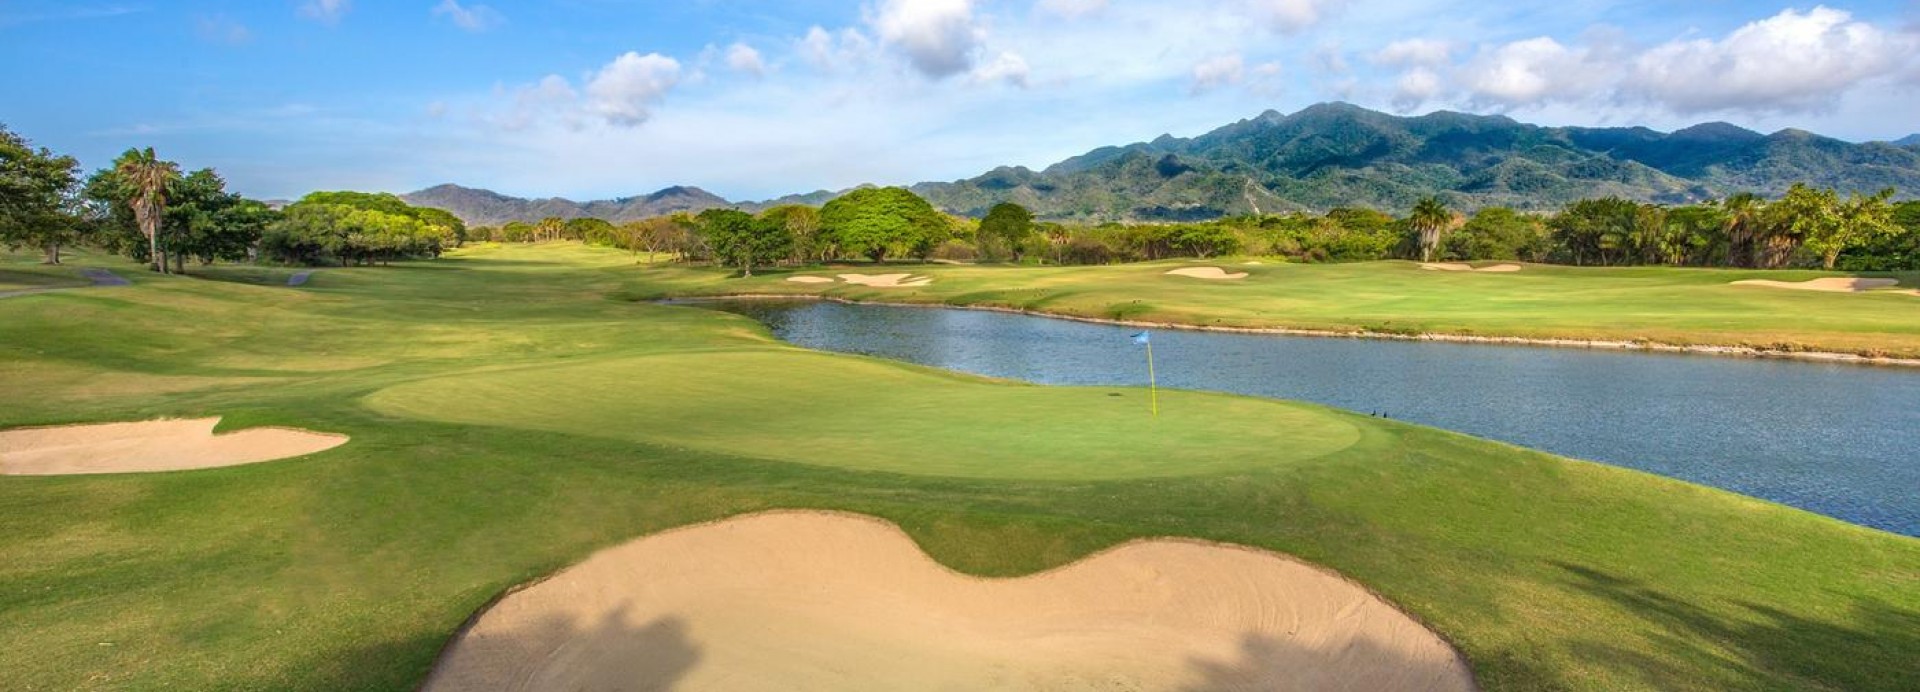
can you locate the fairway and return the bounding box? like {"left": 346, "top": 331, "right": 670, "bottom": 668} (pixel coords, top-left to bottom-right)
{"left": 629, "top": 260, "right": 1920, "bottom": 359}
{"left": 1, "top": 244, "right": 1917, "bottom": 691}
{"left": 368, "top": 350, "right": 1360, "bottom": 480}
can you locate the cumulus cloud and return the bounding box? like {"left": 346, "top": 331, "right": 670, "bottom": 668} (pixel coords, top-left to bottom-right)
{"left": 1392, "top": 67, "right": 1442, "bottom": 111}
{"left": 1191, "top": 54, "right": 1246, "bottom": 92}
{"left": 798, "top": 26, "right": 876, "bottom": 72}
{"left": 433, "top": 0, "right": 504, "bottom": 33}
{"left": 726, "top": 43, "right": 766, "bottom": 77}
{"left": 585, "top": 52, "right": 682, "bottom": 127}
{"left": 297, "top": 0, "right": 349, "bottom": 25}
{"left": 1241, "top": 0, "right": 1341, "bottom": 33}
{"left": 498, "top": 74, "right": 579, "bottom": 130}
{"left": 1625, "top": 7, "right": 1914, "bottom": 114}
{"left": 972, "top": 51, "right": 1031, "bottom": 87}
{"left": 1374, "top": 38, "right": 1451, "bottom": 67}
{"left": 1038, "top": 0, "right": 1108, "bottom": 19}
{"left": 1457, "top": 37, "right": 1610, "bottom": 108}
{"left": 870, "top": 0, "right": 983, "bottom": 78}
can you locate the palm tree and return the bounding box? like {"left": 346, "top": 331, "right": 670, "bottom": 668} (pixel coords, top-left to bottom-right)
{"left": 1409, "top": 196, "right": 1451, "bottom": 262}
{"left": 114, "top": 148, "right": 179, "bottom": 273}
{"left": 1719, "top": 193, "right": 1765, "bottom": 268}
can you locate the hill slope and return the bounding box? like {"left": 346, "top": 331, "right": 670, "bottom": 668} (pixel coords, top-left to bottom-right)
{"left": 405, "top": 103, "right": 1920, "bottom": 223}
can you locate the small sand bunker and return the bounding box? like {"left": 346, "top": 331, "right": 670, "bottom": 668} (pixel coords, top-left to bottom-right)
{"left": 784, "top": 276, "right": 836, "bottom": 284}
{"left": 426, "top": 512, "right": 1474, "bottom": 692}
{"left": 0, "top": 417, "right": 347, "bottom": 475}
{"left": 1731, "top": 277, "right": 1900, "bottom": 293}
{"left": 1420, "top": 263, "right": 1522, "bottom": 272}
{"left": 1166, "top": 267, "right": 1249, "bottom": 280}
{"left": 838, "top": 273, "right": 932, "bottom": 287}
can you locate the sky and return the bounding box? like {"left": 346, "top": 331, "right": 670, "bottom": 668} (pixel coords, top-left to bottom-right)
{"left": 3, "top": 0, "right": 1918, "bottom": 202}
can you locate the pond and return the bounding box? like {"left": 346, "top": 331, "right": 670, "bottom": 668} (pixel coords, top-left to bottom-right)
{"left": 697, "top": 299, "right": 1920, "bottom": 538}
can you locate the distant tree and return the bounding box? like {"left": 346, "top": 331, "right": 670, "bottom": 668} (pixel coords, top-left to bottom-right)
{"left": 0, "top": 124, "right": 82, "bottom": 264}
{"left": 819, "top": 187, "right": 948, "bottom": 263}
{"left": 1449, "top": 207, "right": 1548, "bottom": 261}
{"left": 534, "top": 216, "right": 565, "bottom": 242}
{"left": 759, "top": 205, "right": 823, "bottom": 264}
{"left": 1803, "top": 188, "right": 1896, "bottom": 270}
{"left": 1408, "top": 196, "right": 1451, "bottom": 262}
{"left": 1661, "top": 204, "right": 1729, "bottom": 266}
{"left": 1720, "top": 192, "right": 1767, "bottom": 268}
{"left": 1767, "top": 184, "right": 1835, "bottom": 269}
{"left": 978, "top": 202, "right": 1035, "bottom": 261}
{"left": 501, "top": 221, "right": 534, "bottom": 243}
{"left": 113, "top": 147, "right": 180, "bottom": 273}
{"left": 696, "top": 208, "right": 790, "bottom": 276}
{"left": 615, "top": 217, "right": 684, "bottom": 263}
{"left": 1169, "top": 223, "right": 1240, "bottom": 258}
{"left": 160, "top": 169, "right": 272, "bottom": 272}
{"left": 1551, "top": 197, "right": 1640, "bottom": 266}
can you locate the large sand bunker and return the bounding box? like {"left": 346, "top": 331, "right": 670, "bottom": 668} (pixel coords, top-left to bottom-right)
{"left": 784, "top": 275, "right": 835, "bottom": 284}
{"left": 1421, "top": 263, "right": 1522, "bottom": 273}
{"left": 1166, "top": 266, "right": 1250, "bottom": 280}
{"left": 838, "top": 273, "right": 932, "bottom": 287}
{"left": 1731, "top": 277, "right": 1899, "bottom": 293}
{"left": 425, "top": 511, "right": 1474, "bottom": 692}
{"left": 0, "top": 417, "right": 347, "bottom": 475}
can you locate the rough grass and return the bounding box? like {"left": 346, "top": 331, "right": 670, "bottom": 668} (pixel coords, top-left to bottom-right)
{"left": 626, "top": 259, "right": 1920, "bottom": 358}
{"left": 0, "top": 243, "right": 1916, "bottom": 691}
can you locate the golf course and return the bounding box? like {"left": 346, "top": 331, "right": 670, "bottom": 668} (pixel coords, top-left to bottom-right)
{"left": 3, "top": 243, "right": 1918, "bottom": 690}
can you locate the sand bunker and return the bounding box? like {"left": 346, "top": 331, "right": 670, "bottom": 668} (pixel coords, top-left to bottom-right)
{"left": 1420, "top": 263, "right": 1522, "bottom": 273}
{"left": 784, "top": 276, "right": 836, "bottom": 284}
{"left": 426, "top": 511, "right": 1473, "bottom": 692}
{"left": 1166, "top": 267, "right": 1250, "bottom": 280}
{"left": 0, "top": 417, "right": 347, "bottom": 475}
{"left": 1731, "top": 277, "right": 1900, "bottom": 293}
{"left": 838, "top": 273, "right": 932, "bottom": 287}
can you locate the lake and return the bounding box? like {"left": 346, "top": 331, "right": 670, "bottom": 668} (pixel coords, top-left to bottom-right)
{"left": 698, "top": 299, "right": 1920, "bottom": 537}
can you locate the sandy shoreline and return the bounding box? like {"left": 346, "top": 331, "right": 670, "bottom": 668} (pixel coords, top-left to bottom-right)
{"left": 675, "top": 293, "right": 1920, "bottom": 368}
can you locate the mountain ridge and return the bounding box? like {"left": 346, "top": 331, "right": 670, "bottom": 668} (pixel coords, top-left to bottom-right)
{"left": 402, "top": 102, "right": 1920, "bottom": 224}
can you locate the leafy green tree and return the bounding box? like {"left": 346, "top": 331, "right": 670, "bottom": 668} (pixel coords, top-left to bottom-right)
{"left": 113, "top": 147, "right": 180, "bottom": 273}
{"left": 978, "top": 202, "right": 1034, "bottom": 261}
{"left": 759, "top": 205, "right": 823, "bottom": 263}
{"left": 1448, "top": 207, "right": 1548, "bottom": 261}
{"left": 1551, "top": 197, "right": 1640, "bottom": 266}
{"left": 1720, "top": 193, "right": 1767, "bottom": 268}
{"left": 1170, "top": 223, "right": 1240, "bottom": 258}
{"left": 819, "top": 187, "right": 948, "bottom": 263}
{"left": 1802, "top": 188, "right": 1896, "bottom": 270}
{"left": 696, "top": 208, "right": 790, "bottom": 276}
{"left": 1408, "top": 196, "right": 1451, "bottom": 262}
{"left": 0, "top": 124, "right": 82, "bottom": 264}
{"left": 1767, "top": 184, "right": 1835, "bottom": 269}
{"left": 566, "top": 217, "right": 616, "bottom": 245}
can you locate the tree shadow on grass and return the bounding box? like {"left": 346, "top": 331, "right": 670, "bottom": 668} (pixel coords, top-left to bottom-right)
{"left": 422, "top": 609, "right": 702, "bottom": 691}
{"left": 1551, "top": 561, "right": 1920, "bottom": 691}
{"left": 1183, "top": 631, "right": 1475, "bottom": 691}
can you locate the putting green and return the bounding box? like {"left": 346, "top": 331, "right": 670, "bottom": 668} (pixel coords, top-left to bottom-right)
{"left": 365, "top": 349, "right": 1361, "bottom": 480}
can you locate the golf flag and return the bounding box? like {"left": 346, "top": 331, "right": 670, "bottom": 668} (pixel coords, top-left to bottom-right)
{"left": 1131, "top": 331, "right": 1157, "bottom": 416}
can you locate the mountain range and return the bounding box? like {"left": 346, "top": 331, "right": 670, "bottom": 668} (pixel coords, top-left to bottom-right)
{"left": 403, "top": 102, "right": 1920, "bottom": 224}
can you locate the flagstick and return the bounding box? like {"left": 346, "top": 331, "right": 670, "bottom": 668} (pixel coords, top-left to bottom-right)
{"left": 1145, "top": 339, "right": 1158, "bottom": 417}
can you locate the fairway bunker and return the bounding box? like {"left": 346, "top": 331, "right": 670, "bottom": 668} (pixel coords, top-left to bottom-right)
{"left": 838, "top": 272, "right": 933, "bottom": 287}
{"left": 1420, "top": 263, "right": 1522, "bottom": 272}
{"left": 1165, "top": 266, "right": 1249, "bottom": 280}
{"left": 426, "top": 511, "right": 1474, "bottom": 692}
{"left": 0, "top": 417, "right": 347, "bottom": 475}
{"left": 785, "top": 275, "right": 835, "bottom": 284}
{"left": 1731, "top": 277, "right": 1900, "bottom": 292}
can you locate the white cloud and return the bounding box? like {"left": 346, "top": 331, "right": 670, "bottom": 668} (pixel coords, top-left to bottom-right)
{"left": 870, "top": 0, "right": 983, "bottom": 78}
{"left": 297, "top": 0, "right": 349, "bottom": 25}
{"left": 1391, "top": 67, "right": 1442, "bottom": 111}
{"left": 1374, "top": 38, "right": 1451, "bottom": 67}
{"left": 1241, "top": 0, "right": 1341, "bottom": 33}
{"left": 1626, "top": 7, "right": 1914, "bottom": 115}
{"left": 726, "top": 43, "right": 766, "bottom": 77}
{"left": 433, "top": 0, "right": 504, "bottom": 33}
{"left": 972, "top": 51, "right": 1030, "bottom": 87}
{"left": 1457, "top": 36, "right": 1610, "bottom": 108}
{"left": 195, "top": 14, "right": 251, "bottom": 45}
{"left": 1038, "top": 0, "right": 1108, "bottom": 19}
{"left": 585, "top": 52, "right": 682, "bottom": 127}
{"left": 1191, "top": 54, "right": 1246, "bottom": 92}
{"left": 798, "top": 26, "right": 876, "bottom": 72}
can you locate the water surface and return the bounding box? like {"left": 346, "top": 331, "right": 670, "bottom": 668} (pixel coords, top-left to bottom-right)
{"left": 702, "top": 299, "right": 1920, "bottom": 537}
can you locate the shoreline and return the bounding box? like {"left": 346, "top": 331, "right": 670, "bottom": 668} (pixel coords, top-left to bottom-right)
{"left": 669, "top": 292, "right": 1920, "bottom": 369}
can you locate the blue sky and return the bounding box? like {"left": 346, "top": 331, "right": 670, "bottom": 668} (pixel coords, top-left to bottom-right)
{"left": 3, "top": 0, "right": 1918, "bottom": 201}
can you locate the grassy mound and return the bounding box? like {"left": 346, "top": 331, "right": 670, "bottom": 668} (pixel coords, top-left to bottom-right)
{"left": 0, "top": 244, "right": 1916, "bottom": 691}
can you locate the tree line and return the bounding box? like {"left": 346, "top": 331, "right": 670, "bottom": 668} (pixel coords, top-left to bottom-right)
{"left": 7, "top": 122, "right": 1918, "bottom": 273}
{"left": 2, "top": 124, "right": 464, "bottom": 271}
